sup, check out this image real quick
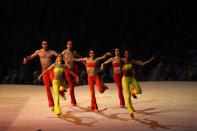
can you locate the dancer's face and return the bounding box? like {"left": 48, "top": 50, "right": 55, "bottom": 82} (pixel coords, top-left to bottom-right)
{"left": 115, "top": 48, "right": 120, "bottom": 56}
{"left": 57, "top": 54, "right": 63, "bottom": 60}
{"left": 124, "top": 51, "right": 129, "bottom": 59}
{"left": 67, "top": 41, "right": 73, "bottom": 49}
{"left": 42, "top": 41, "right": 48, "bottom": 50}
{"left": 89, "top": 50, "right": 95, "bottom": 57}
{"left": 56, "top": 54, "right": 64, "bottom": 64}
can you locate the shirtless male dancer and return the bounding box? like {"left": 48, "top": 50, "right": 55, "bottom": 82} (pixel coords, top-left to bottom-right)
{"left": 61, "top": 40, "right": 82, "bottom": 106}
{"left": 23, "top": 40, "right": 66, "bottom": 111}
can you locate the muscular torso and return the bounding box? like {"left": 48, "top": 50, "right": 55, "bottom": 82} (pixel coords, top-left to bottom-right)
{"left": 37, "top": 49, "right": 56, "bottom": 71}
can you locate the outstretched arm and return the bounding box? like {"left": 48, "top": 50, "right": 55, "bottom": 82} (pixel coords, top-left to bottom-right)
{"left": 100, "top": 57, "right": 113, "bottom": 70}
{"left": 96, "top": 52, "right": 112, "bottom": 61}
{"left": 134, "top": 56, "right": 155, "bottom": 66}
{"left": 74, "top": 51, "right": 86, "bottom": 65}
{"left": 38, "top": 63, "right": 55, "bottom": 80}
{"left": 72, "top": 57, "right": 87, "bottom": 62}
{"left": 50, "top": 50, "right": 58, "bottom": 57}
{"left": 23, "top": 50, "right": 40, "bottom": 64}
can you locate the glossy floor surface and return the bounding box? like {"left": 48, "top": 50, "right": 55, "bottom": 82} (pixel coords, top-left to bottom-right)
{"left": 0, "top": 82, "right": 196, "bottom": 131}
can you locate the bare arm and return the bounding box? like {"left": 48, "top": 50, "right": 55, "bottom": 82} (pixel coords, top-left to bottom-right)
{"left": 134, "top": 56, "right": 155, "bottom": 66}
{"left": 100, "top": 57, "right": 113, "bottom": 70}
{"left": 50, "top": 50, "right": 58, "bottom": 57}
{"left": 103, "top": 57, "right": 113, "bottom": 65}
{"left": 72, "top": 57, "right": 87, "bottom": 62}
{"left": 96, "top": 52, "right": 112, "bottom": 61}
{"left": 61, "top": 50, "right": 65, "bottom": 55}
{"left": 73, "top": 51, "right": 86, "bottom": 65}
{"left": 70, "top": 71, "right": 79, "bottom": 83}
{"left": 38, "top": 63, "right": 55, "bottom": 80}
{"left": 23, "top": 50, "right": 40, "bottom": 64}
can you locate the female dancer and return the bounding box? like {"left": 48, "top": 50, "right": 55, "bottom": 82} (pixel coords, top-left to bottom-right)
{"left": 100, "top": 48, "right": 125, "bottom": 108}
{"left": 73, "top": 49, "right": 111, "bottom": 111}
{"left": 38, "top": 54, "right": 79, "bottom": 115}
{"left": 122, "top": 50, "right": 154, "bottom": 118}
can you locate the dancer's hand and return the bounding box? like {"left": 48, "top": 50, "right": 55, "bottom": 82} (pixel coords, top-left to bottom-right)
{"left": 23, "top": 56, "right": 31, "bottom": 64}
{"left": 71, "top": 72, "right": 79, "bottom": 83}
{"left": 38, "top": 75, "right": 42, "bottom": 81}
{"left": 23, "top": 58, "right": 28, "bottom": 64}
{"left": 75, "top": 75, "right": 79, "bottom": 83}
{"left": 149, "top": 56, "right": 155, "bottom": 62}
{"left": 100, "top": 63, "right": 104, "bottom": 71}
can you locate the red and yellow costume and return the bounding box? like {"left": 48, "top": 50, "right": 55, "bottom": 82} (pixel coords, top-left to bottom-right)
{"left": 122, "top": 63, "right": 142, "bottom": 114}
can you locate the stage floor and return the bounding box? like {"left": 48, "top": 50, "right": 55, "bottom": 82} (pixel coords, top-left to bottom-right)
{"left": 0, "top": 82, "right": 197, "bottom": 131}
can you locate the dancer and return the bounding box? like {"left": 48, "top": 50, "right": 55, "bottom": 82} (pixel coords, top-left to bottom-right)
{"left": 73, "top": 49, "right": 111, "bottom": 111}
{"left": 38, "top": 54, "right": 79, "bottom": 115}
{"left": 23, "top": 40, "right": 66, "bottom": 111}
{"left": 61, "top": 40, "right": 82, "bottom": 106}
{"left": 122, "top": 50, "right": 154, "bottom": 118}
{"left": 100, "top": 48, "right": 125, "bottom": 108}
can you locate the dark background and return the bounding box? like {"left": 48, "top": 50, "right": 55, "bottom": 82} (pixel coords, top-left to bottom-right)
{"left": 0, "top": 0, "right": 197, "bottom": 84}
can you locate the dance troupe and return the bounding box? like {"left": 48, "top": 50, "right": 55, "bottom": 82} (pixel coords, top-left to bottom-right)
{"left": 23, "top": 40, "right": 154, "bottom": 118}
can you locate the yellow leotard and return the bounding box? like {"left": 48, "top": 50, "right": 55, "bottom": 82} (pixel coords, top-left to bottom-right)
{"left": 54, "top": 64, "right": 64, "bottom": 80}
{"left": 122, "top": 63, "right": 142, "bottom": 114}
{"left": 52, "top": 64, "right": 66, "bottom": 115}
{"left": 124, "top": 64, "right": 133, "bottom": 70}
